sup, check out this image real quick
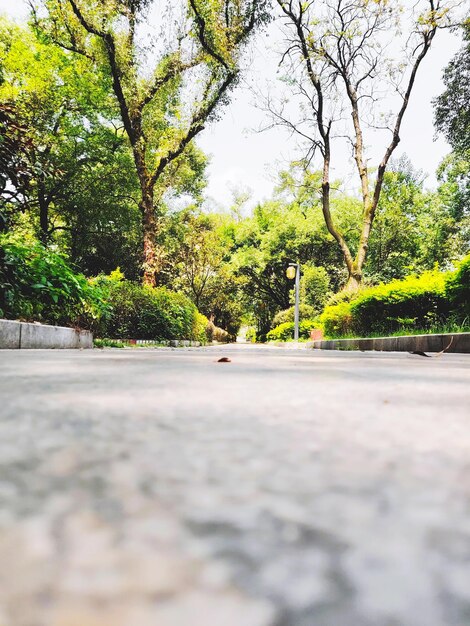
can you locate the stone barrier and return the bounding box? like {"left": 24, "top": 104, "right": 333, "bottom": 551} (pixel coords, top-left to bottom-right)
{"left": 311, "top": 332, "right": 470, "bottom": 354}
{"left": 0, "top": 319, "right": 93, "bottom": 349}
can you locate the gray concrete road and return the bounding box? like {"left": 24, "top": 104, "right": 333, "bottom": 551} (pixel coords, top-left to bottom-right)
{"left": 0, "top": 345, "right": 469, "bottom": 626}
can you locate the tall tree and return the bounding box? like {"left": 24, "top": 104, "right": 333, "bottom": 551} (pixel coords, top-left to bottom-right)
{"left": 0, "top": 17, "right": 121, "bottom": 243}
{"left": 270, "top": 0, "right": 453, "bottom": 290}
{"left": 433, "top": 18, "right": 470, "bottom": 263}
{"left": 34, "top": 0, "right": 269, "bottom": 285}
{"left": 434, "top": 18, "right": 470, "bottom": 155}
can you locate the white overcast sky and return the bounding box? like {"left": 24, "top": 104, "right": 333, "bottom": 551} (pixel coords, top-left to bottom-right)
{"left": 0, "top": 0, "right": 462, "bottom": 210}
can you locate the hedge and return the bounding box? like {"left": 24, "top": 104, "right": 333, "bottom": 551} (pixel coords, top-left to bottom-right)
{"left": 99, "top": 278, "right": 208, "bottom": 342}
{"left": 271, "top": 304, "right": 317, "bottom": 328}
{"left": 320, "top": 258, "right": 469, "bottom": 338}
{"left": 267, "top": 319, "right": 318, "bottom": 342}
{"left": 445, "top": 254, "right": 470, "bottom": 320}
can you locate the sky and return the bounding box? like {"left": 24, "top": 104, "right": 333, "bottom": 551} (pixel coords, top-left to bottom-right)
{"left": 0, "top": 0, "right": 462, "bottom": 211}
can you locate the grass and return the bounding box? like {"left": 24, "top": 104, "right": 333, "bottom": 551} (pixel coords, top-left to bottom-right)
{"left": 94, "top": 338, "right": 127, "bottom": 348}
{"left": 323, "top": 319, "right": 469, "bottom": 341}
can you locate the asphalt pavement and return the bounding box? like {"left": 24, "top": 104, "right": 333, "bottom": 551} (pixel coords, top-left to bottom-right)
{"left": 0, "top": 345, "right": 469, "bottom": 626}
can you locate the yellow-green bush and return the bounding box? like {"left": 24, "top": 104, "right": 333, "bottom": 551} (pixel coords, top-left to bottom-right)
{"left": 320, "top": 267, "right": 461, "bottom": 338}
{"left": 320, "top": 302, "right": 354, "bottom": 338}
{"left": 267, "top": 319, "right": 318, "bottom": 342}
{"left": 349, "top": 270, "right": 449, "bottom": 336}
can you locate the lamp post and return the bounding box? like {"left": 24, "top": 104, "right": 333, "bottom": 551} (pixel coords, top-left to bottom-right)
{"left": 286, "top": 262, "right": 300, "bottom": 341}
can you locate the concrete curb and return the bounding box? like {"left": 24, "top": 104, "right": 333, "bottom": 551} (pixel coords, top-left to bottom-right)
{"left": 0, "top": 319, "right": 93, "bottom": 349}
{"left": 310, "top": 332, "right": 470, "bottom": 354}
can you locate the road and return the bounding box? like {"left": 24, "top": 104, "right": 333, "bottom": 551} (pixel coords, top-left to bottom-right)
{"left": 0, "top": 345, "right": 469, "bottom": 626}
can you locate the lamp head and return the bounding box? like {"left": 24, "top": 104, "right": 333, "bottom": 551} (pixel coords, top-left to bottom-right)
{"left": 286, "top": 265, "right": 296, "bottom": 280}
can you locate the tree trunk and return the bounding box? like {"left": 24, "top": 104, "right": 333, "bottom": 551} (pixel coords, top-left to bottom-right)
{"left": 140, "top": 185, "right": 158, "bottom": 287}
{"left": 343, "top": 272, "right": 362, "bottom": 293}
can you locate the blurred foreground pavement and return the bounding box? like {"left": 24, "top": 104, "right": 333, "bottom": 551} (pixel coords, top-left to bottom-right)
{"left": 0, "top": 345, "right": 469, "bottom": 626}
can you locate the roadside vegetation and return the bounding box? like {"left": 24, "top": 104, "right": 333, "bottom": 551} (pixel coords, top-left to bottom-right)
{"left": 0, "top": 5, "right": 468, "bottom": 343}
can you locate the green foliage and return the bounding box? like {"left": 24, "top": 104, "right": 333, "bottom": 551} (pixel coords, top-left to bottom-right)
{"left": 366, "top": 159, "right": 426, "bottom": 281}
{"left": 193, "top": 312, "right": 211, "bottom": 344}
{"left": 349, "top": 270, "right": 449, "bottom": 336}
{"left": 320, "top": 302, "right": 354, "bottom": 338}
{"left": 320, "top": 267, "right": 467, "bottom": 338}
{"left": 228, "top": 167, "right": 355, "bottom": 337}
{"left": 445, "top": 254, "right": 470, "bottom": 321}
{"left": 272, "top": 304, "right": 317, "bottom": 328}
{"left": 267, "top": 319, "right": 318, "bottom": 342}
{"left": 0, "top": 234, "right": 108, "bottom": 327}
{"left": 97, "top": 275, "right": 205, "bottom": 341}
{"left": 326, "top": 289, "right": 362, "bottom": 307}
{"left": 301, "top": 264, "right": 331, "bottom": 309}
{"left": 245, "top": 326, "right": 257, "bottom": 343}
{"left": 161, "top": 209, "right": 243, "bottom": 336}
{"left": 434, "top": 20, "right": 470, "bottom": 155}
{"left": 94, "top": 338, "right": 126, "bottom": 348}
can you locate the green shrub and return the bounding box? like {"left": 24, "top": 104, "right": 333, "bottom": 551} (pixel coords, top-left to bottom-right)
{"left": 325, "top": 288, "right": 362, "bottom": 307}
{"left": 350, "top": 270, "right": 449, "bottom": 336}
{"left": 193, "top": 312, "right": 210, "bottom": 344}
{"left": 320, "top": 301, "right": 354, "bottom": 338}
{"left": 0, "top": 234, "right": 108, "bottom": 328}
{"left": 99, "top": 278, "right": 203, "bottom": 340}
{"left": 245, "top": 326, "right": 257, "bottom": 343}
{"left": 446, "top": 254, "right": 470, "bottom": 321}
{"left": 267, "top": 319, "right": 318, "bottom": 342}
{"left": 271, "top": 304, "right": 317, "bottom": 328}
{"left": 320, "top": 268, "right": 453, "bottom": 338}
{"left": 94, "top": 338, "right": 126, "bottom": 349}
{"left": 93, "top": 272, "right": 223, "bottom": 342}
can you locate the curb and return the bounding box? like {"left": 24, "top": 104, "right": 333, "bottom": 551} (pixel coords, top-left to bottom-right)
{"left": 0, "top": 319, "right": 93, "bottom": 349}
{"left": 310, "top": 333, "right": 470, "bottom": 354}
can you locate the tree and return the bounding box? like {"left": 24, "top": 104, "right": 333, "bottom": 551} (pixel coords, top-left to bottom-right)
{"left": 34, "top": 0, "right": 269, "bottom": 285}
{"left": 228, "top": 174, "right": 351, "bottom": 335}
{"left": 434, "top": 19, "right": 470, "bottom": 155}
{"left": 433, "top": 18, "right": 470, "bottom": 265}
{"left": 271, "top": 0, "right": 452, "bottom": 291}
{"left": 364, "top": 157, "right": 427, "bottom": 281}
{"left": 159, "top": 208, "right": 244, "bottom": 333}
{"left": 0, "top": 103, "right": 31, "bottom": 229}
{"left": 0, "top": 17, "right": 125, "bottom": 245}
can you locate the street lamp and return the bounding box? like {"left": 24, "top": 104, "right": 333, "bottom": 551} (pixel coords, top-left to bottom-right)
{"left": 286, "top": 262, "right": 300, "bottom": 341}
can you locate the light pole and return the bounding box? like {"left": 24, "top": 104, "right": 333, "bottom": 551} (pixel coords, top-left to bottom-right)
{"left": 286, "top": 262, "right": 300, "bottom": 341}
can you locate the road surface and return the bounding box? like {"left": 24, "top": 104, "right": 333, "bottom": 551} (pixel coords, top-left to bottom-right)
{"left": 0, "top": 345, "right": 469, "bottom": 626}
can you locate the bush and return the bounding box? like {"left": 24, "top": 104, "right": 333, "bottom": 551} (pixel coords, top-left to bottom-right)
{"left": 245, "top": 326, "right": 257, "bottom": 343}
{"left": 320, "top": 301, "right": 354, "bottom": 338}
{"left": 325, "top": 288, "right": 362, "bottom": 307}
{"left": 0, "top": 234, "right": 108, "bottom": 328}
{"left": 267, "top": 319, "right": 318, "bottom": 342}
{"left": 446, "top": 254, "right": 470, "bottom": 321}
{"left": 350, "top": 270, "right": 449, "bottom": 336}
{"left": 320, "top": 268, "right": 454, "bottom": 338}
{"left": 99, "top": 278, "right": 205, "bottom": 341}
{"left": 272, "top": 304, "right": 317, "bottom": 328}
